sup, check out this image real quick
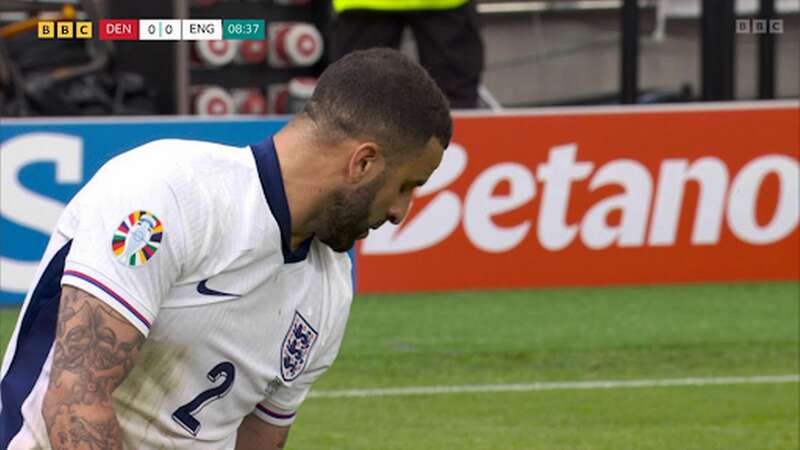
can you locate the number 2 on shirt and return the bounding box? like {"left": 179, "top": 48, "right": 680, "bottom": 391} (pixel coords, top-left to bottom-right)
{"left": 172, "top": 361, "right": 237, "bottom": 436}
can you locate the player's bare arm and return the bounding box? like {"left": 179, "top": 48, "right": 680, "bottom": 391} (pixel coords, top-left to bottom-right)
{"left": 41, "top": 285, "right": 144, "bottom": 450}
{"left": 235, "top": 414, "right": 290, "bottom": 450}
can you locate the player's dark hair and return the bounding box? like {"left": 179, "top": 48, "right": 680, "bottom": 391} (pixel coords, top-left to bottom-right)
{"left": 303, "top": 48, "right": 452, "bottom": 162}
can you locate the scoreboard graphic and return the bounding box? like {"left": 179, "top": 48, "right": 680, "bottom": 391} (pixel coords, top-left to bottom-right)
{"left": 37, "top": 19, "right": 265, "bottom": 41}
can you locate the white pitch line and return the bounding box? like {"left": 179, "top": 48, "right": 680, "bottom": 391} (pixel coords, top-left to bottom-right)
{"left": 308, "top": 374, "right": 800, "bottom": 399}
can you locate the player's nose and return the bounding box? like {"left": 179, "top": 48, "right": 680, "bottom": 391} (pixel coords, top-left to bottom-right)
{"left": 387, "top": 195, "right": 412, "bottom": 225}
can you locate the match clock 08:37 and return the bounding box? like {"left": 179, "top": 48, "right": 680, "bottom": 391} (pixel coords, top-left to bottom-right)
{"left": 223, "top": 20, "right": 265, "bottom": 40}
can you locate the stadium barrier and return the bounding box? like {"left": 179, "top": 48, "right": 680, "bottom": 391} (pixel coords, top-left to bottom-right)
{"left": 1, "top": 101, "right": 798, "bottom": 303}
{"left": 358, "top": 101, "right": 799, "bottom": 292}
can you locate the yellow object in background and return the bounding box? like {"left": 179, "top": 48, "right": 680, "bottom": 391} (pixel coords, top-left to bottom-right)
{"left": 56, "top": 21, "right": 73, "bottom": 38}
{"left": 333, "top": 0, "right": 468, "bottom": 11}
{"left": 37, "top": 21, "right": 55, "bottom": 38}
{"left": 5, "top": 4, "right": 76, "bottom": 39}
{"left": 76, "top": 21, "right": 92, "bottom": 38}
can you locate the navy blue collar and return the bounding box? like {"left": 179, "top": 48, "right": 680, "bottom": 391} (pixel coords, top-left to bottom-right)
{"left": 251, "top": 136, "right": 312, "bottom": 264}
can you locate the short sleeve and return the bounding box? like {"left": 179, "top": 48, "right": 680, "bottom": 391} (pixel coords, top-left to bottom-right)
{"left": 252, "top": 365, "right": 322, "bottom": 427}
{"left": 253, "top": 312, "right": 350, "bottom": 427}
{"left": 60, "top": 156, "right": 188, "bottom": 337}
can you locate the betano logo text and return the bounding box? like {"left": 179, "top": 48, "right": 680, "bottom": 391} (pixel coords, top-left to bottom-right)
{"left": 363, "top": 143, "right": 799, "bottom": 254}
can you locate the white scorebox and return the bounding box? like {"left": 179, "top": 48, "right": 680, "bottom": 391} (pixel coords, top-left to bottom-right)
{"left": 182, "top": 19, "right": 223, "bottom": 41}
{"left": 139, "top": 20, "right": 182, "bottom": 40}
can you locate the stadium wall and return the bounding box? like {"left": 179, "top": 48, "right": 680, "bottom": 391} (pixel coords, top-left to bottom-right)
{"left": 1, "top": 101, "right": 798, "bottom": 303}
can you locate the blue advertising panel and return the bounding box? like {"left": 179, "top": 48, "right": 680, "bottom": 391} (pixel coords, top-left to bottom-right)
{"left": 1, "top": 117, "right": 289, "bottom": 304}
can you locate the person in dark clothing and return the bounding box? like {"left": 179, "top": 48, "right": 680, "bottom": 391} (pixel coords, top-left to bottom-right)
{"left": 330, "top": 0, "right": 485, "bottom": 109}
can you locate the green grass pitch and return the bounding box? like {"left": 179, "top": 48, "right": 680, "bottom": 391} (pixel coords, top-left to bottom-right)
{"left": 1, "top": 281, "right": 798, "bottom": 449}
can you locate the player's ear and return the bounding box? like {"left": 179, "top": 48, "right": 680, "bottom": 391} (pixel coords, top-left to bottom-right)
{"left": 347, "top": 141, "right": 383, "bottom": 183}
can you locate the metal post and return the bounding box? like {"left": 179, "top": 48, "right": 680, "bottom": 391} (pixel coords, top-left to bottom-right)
{"left": 701, "top": 0, "right": 736, "bottom": 101}
{"left": 176, "top": 0, "right": 189, "bottom": 115}
{"left": 758, "top": 0, "right": 776, "bottom": 99}
{"left": 620, "top": 0, "right": 639, "bottom": 104}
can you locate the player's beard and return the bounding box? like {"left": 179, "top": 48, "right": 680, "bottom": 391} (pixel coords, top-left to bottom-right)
{"left": 316, "top": 171, "right": 386, "bottom": 252}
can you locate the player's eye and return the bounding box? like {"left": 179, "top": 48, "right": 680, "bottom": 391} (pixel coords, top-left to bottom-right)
{"left": 400, "top": 181, "right": 422, "bottom": 194}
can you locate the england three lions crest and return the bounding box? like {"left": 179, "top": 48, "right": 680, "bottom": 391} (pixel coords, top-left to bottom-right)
{"left": 281, "top": 311, "right": 319, "bottom": 382}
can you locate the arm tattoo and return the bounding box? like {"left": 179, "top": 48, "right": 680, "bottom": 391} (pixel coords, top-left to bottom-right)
{"left": 42, "top": 286, "right": 144, "bottom": 450}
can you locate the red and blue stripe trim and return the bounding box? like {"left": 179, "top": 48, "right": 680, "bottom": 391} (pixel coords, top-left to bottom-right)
{"left": 256, "top": 404, "right": 296, "bottom": 420}
{"left": 62, "top": 270, "right": 151, "bottom": 329}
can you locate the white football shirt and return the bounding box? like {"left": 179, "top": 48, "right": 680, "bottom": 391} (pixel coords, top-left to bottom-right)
{"left": 0, "top": 137, "right": 353, "bottom": 449}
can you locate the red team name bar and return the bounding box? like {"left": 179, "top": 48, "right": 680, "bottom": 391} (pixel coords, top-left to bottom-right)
{"left": 99, "top": 19, "right": 139, "bottom": 40}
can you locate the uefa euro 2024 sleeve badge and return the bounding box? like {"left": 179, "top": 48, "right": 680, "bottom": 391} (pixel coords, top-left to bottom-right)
{"left": 281, "top": 311, "right": 319, "bottom": 382}
{"left": 112, "top": 210, "right": 163, "bottom": 267}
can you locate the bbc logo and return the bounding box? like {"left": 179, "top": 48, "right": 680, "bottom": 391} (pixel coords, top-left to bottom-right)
{"left": 38, "top": 21, "right": 93, "bottom": 39}
{"left": 736, "top": 19, "right": 783, "bottom": 34}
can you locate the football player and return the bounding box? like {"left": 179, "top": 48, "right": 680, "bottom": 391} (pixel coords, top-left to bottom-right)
{"left": 0, "top": 48, "right": 451, "bottom": 450}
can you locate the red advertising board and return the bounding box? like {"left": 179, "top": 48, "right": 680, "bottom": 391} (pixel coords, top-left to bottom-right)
{"left": 356, "top": 102, "right": 800, "bottom": 292}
